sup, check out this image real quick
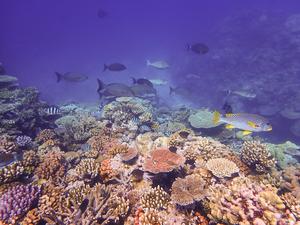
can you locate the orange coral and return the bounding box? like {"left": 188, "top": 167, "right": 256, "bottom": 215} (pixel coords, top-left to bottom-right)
{"left": 99, "top": 159, "right": 118, "bottom": 181}
{"left": 143, "top": 148, "right": 185, "bottom": 174}
{"left": 193, "top": 212, "right": 209, "bottom": 225}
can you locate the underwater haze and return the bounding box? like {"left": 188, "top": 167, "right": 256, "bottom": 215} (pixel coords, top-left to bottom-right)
{"left": 1, "top": 1, "right": 300, "bottom": 224}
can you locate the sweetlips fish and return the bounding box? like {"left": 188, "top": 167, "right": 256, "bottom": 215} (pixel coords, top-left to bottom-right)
{"left": 213, "top": 111, "right": 272, "bottom": 135}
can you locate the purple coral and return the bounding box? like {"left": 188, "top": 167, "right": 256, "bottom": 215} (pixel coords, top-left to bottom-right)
{"left": 16, "top": 135, "right": 32, "bottom": 147}
{"left": 0, "top": 184, "right": 40, "bottom": 223}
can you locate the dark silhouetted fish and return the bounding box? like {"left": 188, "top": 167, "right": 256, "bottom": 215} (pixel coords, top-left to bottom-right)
{"left": 222, "top": 101, "right": 233, "bottom": 114}
{"left": 187, "top": 43, "right": 209, "bottom": 55}
{"left": 97, "top": 8, "right": 108, "bottom": 19}
{"left": 0, "top": 152, "right": 23, "bottom": 167}
{"left": 103, "top": 63, "right": 126, "bottom": 72}
{"left": 131, "top": 77, "right": 153, "bottom": 88}
{"left": 97, "top": 79, "right": 134, "bottom": 99}
{"left": 169, "top": 86, "right": 191, "bottom": 98}
{"left": 55, "top": 72, "right": 88, "bottom": 83}
{"left": 130, "top": 84, "right": 157, "bottom": 98}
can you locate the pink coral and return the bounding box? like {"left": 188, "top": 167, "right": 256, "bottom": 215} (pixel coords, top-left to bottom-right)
{"left": 143, "top": 148, "right": 185, "bottom": 174}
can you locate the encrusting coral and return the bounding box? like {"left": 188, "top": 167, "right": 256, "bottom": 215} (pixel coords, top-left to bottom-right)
{"left": 171, "top": 174, "right": 207, "bottom": 206}
{"left": 143, "top": 148, "right": 185, "bottom": 174}
{"left": 241, "top": 140, "right": 276, "bottom": 173}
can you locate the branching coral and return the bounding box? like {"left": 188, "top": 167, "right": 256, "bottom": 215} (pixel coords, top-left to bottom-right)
{"left": 281, "top": 192, "right": 300, "bottom": 219}
{"left": 0, "top": 135, "right": 17, "bottom": 154}
{"left": 35, "top": 149, "right": 67, "bottom": 183}
{"left": 241, "top": 140, "right": 276, "bottom": 173}
{"left": 171, "top": 174, "right": 206, "bottom": 206}
{"left": 206, "top": 158, "right": 239, "bottom": 178}
{"left": 71, "top": 158, "right": 100, "bottom": 181}
{"left": 0, "top": 184, "right": 40, "bottom": 224}
{"left": 168, "top": 129, "right": 194, "bottom": 149}
{"left": 141, "top": 186, "right": 170, "bottom": 210}
{"left": 99, "top": 159, "right": 118, "bottom": 182}
{"left": 143, "top": 148, "right": 185, "bottom": 174}
{"left": 207, "top": 177, "right": 297, "bottom": 224}
{"left": 35, "top": 129, "right": 56, "bottom": 144}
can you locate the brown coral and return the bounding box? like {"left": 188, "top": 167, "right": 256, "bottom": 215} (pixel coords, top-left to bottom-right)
{"left": 281, "top": 192, "right": 300, "bottom": 219}
{"left": 168, "top": 129, "right": 193, "bottom": 149}
{"left": 171, "top": 174, "right": 206, "bottom": 206}
{"left": 206, "top": 158, "right": 239, "bottom": 178}
{"left": 120, "top": 147, "right": 138, "bottom": 162}
{"left": 143, "top": 148, "right": 185, "bottom": 174}
{"left": 241, "top": 140, "right": 276, "bottom": 173}
{"left": 35, "top": 129, "right": 56, "bottom": 143}
{"left": 0, "top": 135, "right": 17, "bottom": 154}
{"left": 35, "top": 150, "right": 67, "bottom": 183}
{"left": 141, "top": 186, "right": 170, "bottom": 210}
{"left": 281, "top": 165, "right": 300, "bottom": 199}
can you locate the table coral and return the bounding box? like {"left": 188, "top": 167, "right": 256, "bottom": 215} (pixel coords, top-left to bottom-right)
{"left": 206, "top": 158, "right": 239, "bottom": 178}
{"left": 143, "top": 148, "right": 185, "bottom": 174}
{"left": 171, "top": 174, "right": 206, "bottom": 206}
{"left": 241, "top": 140, "right": 276, "bottom": 173}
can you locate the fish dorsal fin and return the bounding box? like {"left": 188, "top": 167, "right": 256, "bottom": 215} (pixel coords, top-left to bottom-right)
{"left": 242, "top": 130, "right": 252, "bottom": 135}
{"left": 225, "top": 124, "right": 235, "bottom": 129}
{"left": 247, "top": 121, "right": 259, "bottom": 128}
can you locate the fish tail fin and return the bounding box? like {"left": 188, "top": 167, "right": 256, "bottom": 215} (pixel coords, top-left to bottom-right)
{"left": 169, "top": 86, "right": 175, "bottom": 95}
{"left": 131, "top": 77, "right": 136, "bottom": 84}
{"left": 103, "top": 64, "right": 108, "bottom": 72}
{"left": 225, "top": 89, "right": 232, "bottom": 97}
{"left": 146, "top": 60, "right": 151, "bottom": 66}
{"left": 97, "top": 79, "right": 104, "bottom": 93}
{"left": 213, "top": 111, "right": 221, "bottom": 124}
{"left": 55, "top": 72, "right": 62, "bottom": 83}
{"left": 186, "top": 43, "right": 191, "bottom": 51}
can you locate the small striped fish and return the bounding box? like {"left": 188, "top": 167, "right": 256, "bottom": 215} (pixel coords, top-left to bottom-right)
{"left": 45, "top": 106, "right": 61, "bottom": 115}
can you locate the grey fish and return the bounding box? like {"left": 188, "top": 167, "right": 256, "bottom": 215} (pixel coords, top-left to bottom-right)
{"left": 103, "top": 63, "right": 126, "bottom": 72}
{"left": 169, "top": 86, "right": 191, "bottom": 98}
{"left": 187, "top": 43, "right": 209, "bottom": 54}
{"left": 130, "top": 84, "right": 157, "bottom": 98}
{"left": 97, "top": 79, "right": 134, "bottom": 99}
{"left": 131, "top": 77, "right": 153, "bottom": 88}
{"left": 146, "top": 60, "right": 169, "bottom": 69}
{"left": 0, "top": 152, "right": 23, "bottom": 167}
{"left": 55, "top": 72, "right": 88, "bottom": 83}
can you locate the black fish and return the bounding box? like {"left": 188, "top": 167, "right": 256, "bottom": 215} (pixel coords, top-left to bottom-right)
{"left": 0, "top": 152, "right": 23, "bottom": 167}
{"left": 103, "top": 63, "right": 126, "bottom": 72}
{"left": 131, "top": 77, "right": 153, "bottom": 88}
{"left": 45, "top": 106, "right": 61, "bottom": 115}
{"left": 187, "top": 43, "right": 209, "bottom": 55}
{"left": 222, "top": 101, "right": 233, "bottom": 114}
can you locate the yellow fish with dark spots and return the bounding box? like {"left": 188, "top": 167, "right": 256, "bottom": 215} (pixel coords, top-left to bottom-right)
{"left": 213, "top": 111, "right": 272, "bottom": 135}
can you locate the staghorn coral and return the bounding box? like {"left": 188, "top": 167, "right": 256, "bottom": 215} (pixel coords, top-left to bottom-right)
{"left": 69, "top": 158, "right": 100, "bottom": 181}
{"left": 135, "top": 208, "right": 164, "bottom": 225}
{"left": 108, "top": 142, "right": 129, "bottom": 157}
{"left": 66, "top": 181, "right": 91, "bottom": 207}
{"left": 171, "top": 174, "right": 206, "bottom": 206}
{"left": 241, "top": 140, "right": 276, "bottom": 173}
{"left": 35, "top": 129, "right": 56, "bottom": 143}
{"left": 35, "top": 149, "right": 67, "bottom": 183}
{"left": 281, "top": 165, "right": 300, "bottom": 199}
{"left": 207, "top": 177, "right": 297, "bottom": 224}
{"left": 0, "top": 184, "right": 40, "bottom": 224}
{"left": 141, "top": 186, "right": 170, "bottom": 210}
{"left": 43, "top": 183, "right": 129, "bottom": 225}
{"left": 206, "top": 158, "right": 239, "bottom": 178}
{"left": 143, "top": 148, "right": 185, "bottom": 174}
{"left": 20, "top": 209, "right": 40, "bottom": 225}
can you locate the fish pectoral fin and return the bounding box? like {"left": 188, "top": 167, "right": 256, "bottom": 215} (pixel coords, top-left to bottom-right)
{"left": 247, "top": 121, "right": 258, "bottom": 128}
{"left": 225, "top": 124, "right": 235, "bottom": 129}
{"left": 242, "top": 130, "right": 252, "bottom": 135}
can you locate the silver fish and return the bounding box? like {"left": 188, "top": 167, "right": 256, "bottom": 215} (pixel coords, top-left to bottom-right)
{"left": 55, "top": 72, "right": 88, "bottom": 83}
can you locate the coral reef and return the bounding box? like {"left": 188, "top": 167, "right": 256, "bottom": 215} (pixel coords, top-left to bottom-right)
{"left": 141, "top": 186, "right": 170, "bottom": 210}
{"left": 281, "top": 165, "right": 300, "bottom": 199}
{"left": 188, "top": 108, "right": 219, "bottom": 129}
{"left": 207, "top": 177, "right": 297, "bottom": 224}
{"left": 143, "top": 148, "right": 185, "bottom": 174}
{"left": 241, "top": 140, "right": 276, "bottom": 173}
{"left": 171, "top": 174, "right": 206, "bottom": 206}
{"left": 0, "top": 184, "right": 40, "bottom": 224}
